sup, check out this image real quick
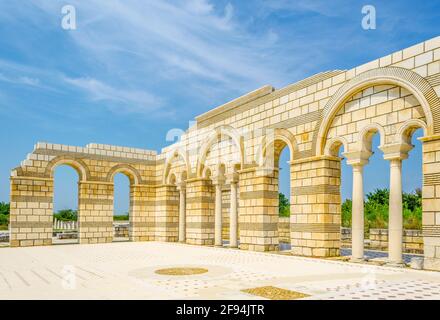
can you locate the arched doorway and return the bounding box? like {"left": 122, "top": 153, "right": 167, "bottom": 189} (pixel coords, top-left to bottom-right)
{"left": 113, "top": 173, "right": 130, "bottom": 242}
{"left": 53, "top": 165, "right": 80, "bottom": 245}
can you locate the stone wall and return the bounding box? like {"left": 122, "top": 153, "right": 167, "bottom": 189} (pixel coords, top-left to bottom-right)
{"left": 278, "top": 216, "right": 290, "bottom": 243}
{"left": 114, "top": 222, "right": 129, "bottom": 238}
{"left": 341, "top": 227, "right": 424, "bottom": 254}
{"left": 10, "top": 142, "right": 156, "bottom": 246}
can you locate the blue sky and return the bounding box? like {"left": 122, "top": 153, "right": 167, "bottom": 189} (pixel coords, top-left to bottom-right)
{"left": 0, "top": 0, "right": 439, "bottom": 212}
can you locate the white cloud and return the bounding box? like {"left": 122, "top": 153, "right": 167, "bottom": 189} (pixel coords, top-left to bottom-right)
{"left": 3, "top": 0, "right": 360, "bottom": 117}
{"left": 184, "top": 0, "right": 214, "bottom": 15}
{"left": 64, "top": 77, "right": 164, "bottom": 115}
{"left": 26, "top": 0, "right": 295, "bottom": 93}
{"left": 0, "top": 72, "right": 39, "bottom": 86}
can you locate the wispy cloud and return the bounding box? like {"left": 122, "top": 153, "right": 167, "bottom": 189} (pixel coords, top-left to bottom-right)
{"left": 24, "top": 0, "right": 303, "bottom": 101}
{"left": 64, "top": 76, "right": 165, "bottom": 115}
{"left": 0, "top": 73, "right": 41, "bottom": 87}
{"left": 1, "top": 0, "right": 436, "bottom": 122}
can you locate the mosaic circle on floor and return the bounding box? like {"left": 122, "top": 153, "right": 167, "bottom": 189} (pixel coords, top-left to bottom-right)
{"left": 155, "top": 267, "right": 208, "bottom": 276}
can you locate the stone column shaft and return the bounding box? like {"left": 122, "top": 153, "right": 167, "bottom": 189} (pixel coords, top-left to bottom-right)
{"left": 178, "top": 187, "right": 186, "bottom": 242}
{"left": 351, "top": 164, "right": 365, "bottom": 261}
{"left": 214, "top": 183, "right": 223, "bottom": 246}
{"left": 389, "top": 159, "right": 403, "bottom": 264}
{"left": 229, "top": 181, "right": 238, "bottom": 248}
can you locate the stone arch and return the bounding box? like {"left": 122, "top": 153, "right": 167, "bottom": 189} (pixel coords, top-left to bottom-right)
{"left": 180, "top": 170, "right": 188, "bottom": 182}
{"left": 203, "top": 167, "right": 212, "bottom": 179}
{"left": 45, "top": 156, "right": 90, "bottom": 181}
{"left": 315, "top": 67, "right": 439, "bottom": 155}
{"left": 324, "top": 136, "right": 349, "bottom": 157}
{"left": 106, "top": 164, "right": 142, "bottom": 185}
{"left": 196, "top": 125, "right": 244, "bottom": 177}
{"left": 168, "top": 172, "right": 177, "bottom": 185}
{"left": 396, "top": 118, "right": 428, "bottom": 145}
{"left": 162, "top": 147, "right": 190, "bottom": 184}
{"left": 357, "top": 123, "right": 386, "bottom": 152}
{"left": 257, "top": 128, "right": 298, "bottom": 167}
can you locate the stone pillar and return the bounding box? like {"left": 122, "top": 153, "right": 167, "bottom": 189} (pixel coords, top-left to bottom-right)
{"left": 351, "top": 164, "right": 365, "bottom": 261}
{"left": 238, "top": 167, "right": 278, "bottom": 252}
{"left": 185, "top": 178, "right": 214, "bottom": 245}
{"left": 229, "top": 175, "right": 239, "bottom": 248}
{"left": 213, "top": 177, "right": 225, "bottom": 247}
{"left": 380, "top": 143, "right": 412, "bottom": 266}
{"left": 155, "top": 184, "right": 179, "bottom": 242}
{"left": 343, "top": 151, "right": 371, "bottom": 261}
{"left": 290, "top": 156, "right": 341, "bottom": 257}
{"left": 130, "top": 184, "right": 156, "bottom": 241}
{"left": 420, "top": 135, "right": 440, "bottom": 271}
{"left": 78, "top": 181, "right": 113, "bottom": 244}
{"left": 177, "top": 182, "right": 186, "bottom": 243}
{"left": 388, "top": 159, "right": 404, "bottom": 265}
{"left": 9, "top": 176, "right": 53, "bottom": 247}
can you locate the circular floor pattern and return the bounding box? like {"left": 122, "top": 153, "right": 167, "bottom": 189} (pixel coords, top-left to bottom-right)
{"left": 155, "top": 267, "right": 208, "bottom": 276}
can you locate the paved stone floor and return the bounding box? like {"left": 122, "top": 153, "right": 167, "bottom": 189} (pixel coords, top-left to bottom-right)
{"left": 0, "top": 241, "right": 440, "bottom": 300}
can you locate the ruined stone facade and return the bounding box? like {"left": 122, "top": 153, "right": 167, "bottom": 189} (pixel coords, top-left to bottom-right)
{"left": 9, "top": 36, "right": 440, "bottom": 271}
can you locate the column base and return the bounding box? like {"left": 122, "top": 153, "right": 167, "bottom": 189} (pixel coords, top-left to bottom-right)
{"left": 349, "top": 257, "right": 365, "bottom": 263}
{"left": 385, "top": 261, "right": 406, "bottom": 268}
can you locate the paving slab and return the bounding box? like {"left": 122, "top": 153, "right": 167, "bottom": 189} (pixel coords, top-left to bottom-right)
{"left": 0, "top": 242, "right": 439, "bottom": 300}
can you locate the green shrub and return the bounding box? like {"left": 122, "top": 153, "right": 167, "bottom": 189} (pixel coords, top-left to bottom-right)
{"left": 279, "top": 193, "right": 290, "bottom": 217}
{"left": 342, "top": 188, "right": 422, "bottom": 231}
{"left": 114, "top": 214, "right": 129, "bottom": 221}
{"left": 0, "top": 213, "right": 9, "bottom": 226}
{"left": 54, "top": 209, "right": 77, "bottom": 221}
{"left": 341, "top": 199, "right": 352, "bottom": 227}
{"left": 0, "top": 202, "right": 9, "bottom": 215}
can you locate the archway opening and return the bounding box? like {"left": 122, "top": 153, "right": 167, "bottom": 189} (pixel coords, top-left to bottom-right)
{"left": 278, "top": 145, "right": 291, "bottom": 251}
{"left": 53, "top": 165, "right": 79, "bottom": 245}
{"left": 362, "top": 133, "right": 390, "bottom": 258}
{"left": 113, "top": 173, "right": 131, "bottom": 242}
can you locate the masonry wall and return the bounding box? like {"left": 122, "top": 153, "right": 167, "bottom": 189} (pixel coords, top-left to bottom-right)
{"left": 10, "top": 143, "right": 157, "bottom": 247}
{"left": 341, "top": 227, "right": 424, "bottom": 254}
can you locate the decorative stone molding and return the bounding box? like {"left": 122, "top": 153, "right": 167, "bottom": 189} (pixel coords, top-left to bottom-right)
{"left": 315, "top": 66, "right": 440, "bottom": 156}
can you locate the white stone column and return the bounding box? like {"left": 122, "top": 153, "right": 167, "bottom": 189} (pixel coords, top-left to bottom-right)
{"left": 388, "top": 158, "right": 403, "bottom": 265}
{"left": 229, "top": 178, "right": 238, "bottom": 248}
{"left": 380, "top": 142, "right": 412, "bottom": 266}
{"left": 351, "top": 164, "right": 365, "bottom": 261}
{"left": 344, "top": 151, "right": 371, "bottom": 262}
{"left": 177, "top": 183, "right": 186, "bottom": 243}
{"left": 214, "top": 181, "right": 223, "bottom": 246}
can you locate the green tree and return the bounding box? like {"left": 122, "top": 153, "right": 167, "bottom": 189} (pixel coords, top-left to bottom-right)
{"left": 114, "top": 213, "right": 129, "bottom": 221}
{"left": 366, "top": 188, "right": 389, "bottom": 205}
{"left": 0, "top": 202, "right": 9, "bottom": 229}
{"left": 341, "top": 199, "right": 352, "bottom": 227}
{"left": 0, "top": 202, "right": 9, "bottom": 215}
{"left": 54, "top": 209, "right": 77, "bottom": 221}
{"left": 279, "top": 192, "right": 290, "bottom": 217}
{"left": 342, "top": 188, "right": 422, "bottom": 231}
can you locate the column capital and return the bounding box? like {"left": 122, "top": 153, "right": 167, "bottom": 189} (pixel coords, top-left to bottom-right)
{"left": 211, "top": 176, "right": 225, "bottom": 186}
{"left": 342, "top": 150, "right": 372, "bottom": 166}
{"left": 379, "top": 142, "right": 413, "bottom": 161}
{"left": 176, "top": 181, "right": 186, "bottom": 191}
{"left": 226, "top": 173, "right": 239, "bottom": 184}
{"left": 254, "top": 166, "right": 278, "bottom": 177}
